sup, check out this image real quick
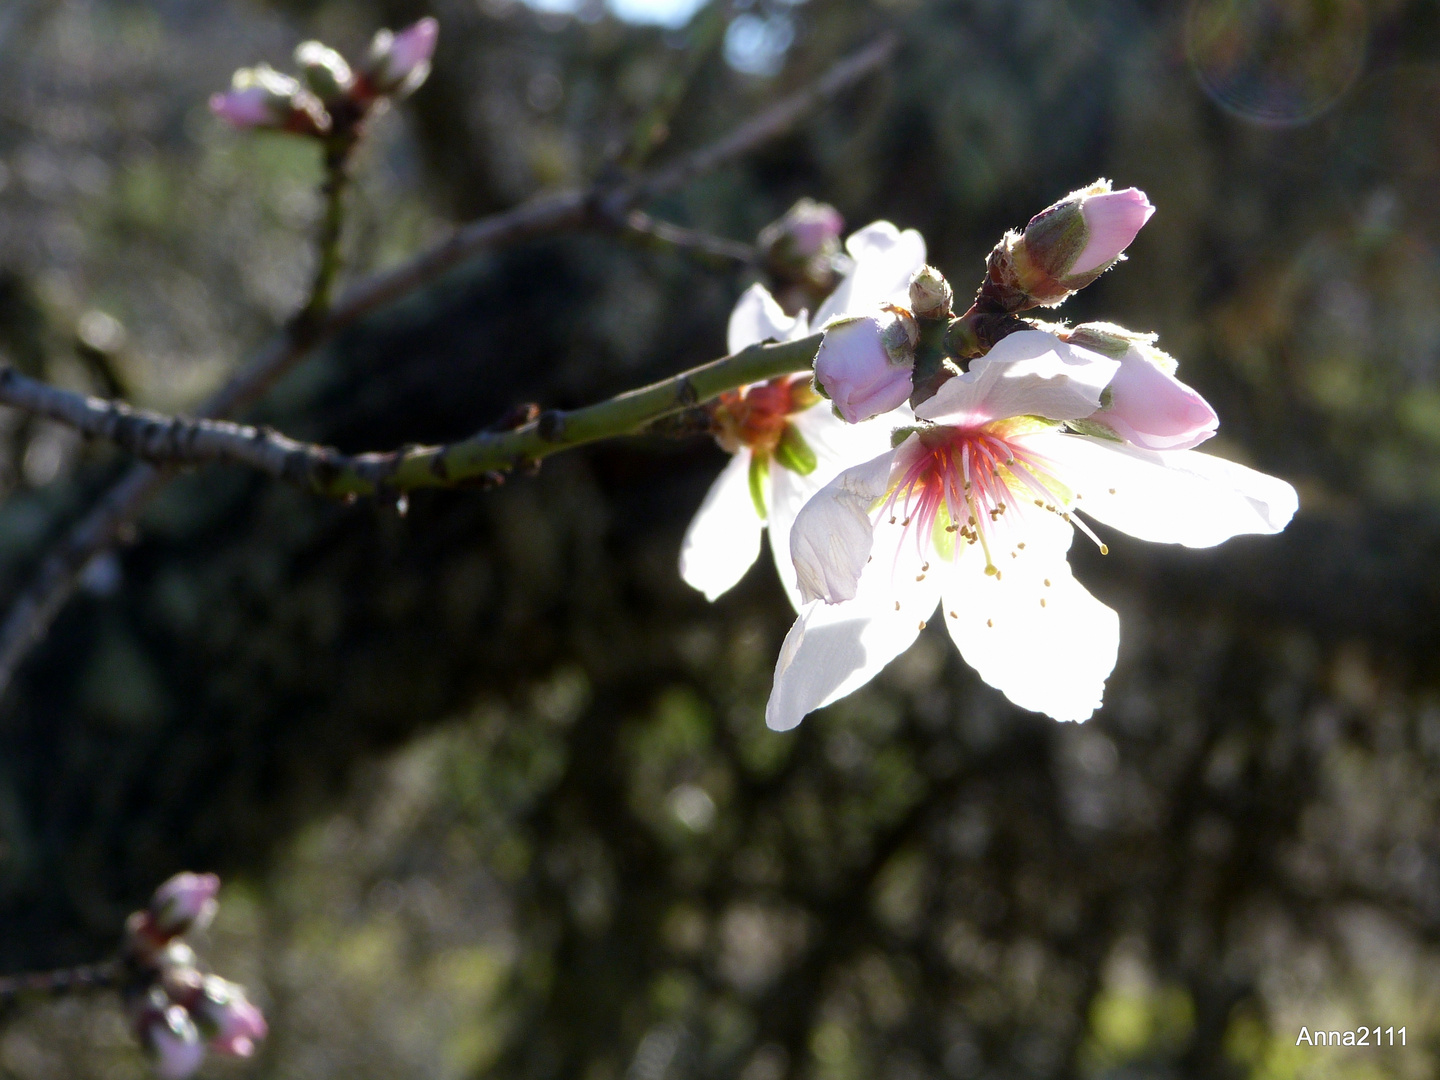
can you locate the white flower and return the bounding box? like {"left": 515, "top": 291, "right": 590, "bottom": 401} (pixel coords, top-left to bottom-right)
{"left": 679, "top": 221, "right": 926, "bottom": 606}
{"left": 768, "top": 329, "right": 1298, "bottom": 729}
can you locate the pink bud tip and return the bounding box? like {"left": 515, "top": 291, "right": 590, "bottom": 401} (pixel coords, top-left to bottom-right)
{"left": 389, "top": 17, "right": 439, "bottom": 79}
{"left": 150, "top": 872, "right": 221, "bottom": 937}
{"left": 209, "top": 88, "right": 272, "bottom": 129}
{"left": 201, "top": 981, "right": 268, "bottom": 1058}
{"left": 815, "top": 317, "right": 914, "bottom": 424}
{"left": 1070, "top": 187, "right": 1155, "bottom": 276}
{"left": 1092, "top": 346, "right": 1218, "bottom": 450}
{"left": 144, "top": 1006, "right": 206, "bottom": 1080}
{"left": 787, "top": 204, "right": 844, "bottom": 260}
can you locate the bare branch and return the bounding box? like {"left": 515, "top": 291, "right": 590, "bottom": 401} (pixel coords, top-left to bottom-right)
{"left": 617, "top": 211, "right": 757, "bottom": 265}
{"left": 0, "top": 960, "right": 121, "bottom": 1007}
{"left": 0, "top": 36, "right": 896, "bottom": 695}
{"left": 0, "top": 334, "right": 821, "bottom": 497}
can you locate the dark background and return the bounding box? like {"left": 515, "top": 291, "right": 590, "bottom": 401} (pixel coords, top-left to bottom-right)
{"left": 0, "top": 0, "right": 1437, "bottom": 1077}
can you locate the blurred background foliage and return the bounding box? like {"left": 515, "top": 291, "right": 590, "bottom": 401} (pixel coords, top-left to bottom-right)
{"left": 0, "top": 0, "right": 1439, "bottom": 1078}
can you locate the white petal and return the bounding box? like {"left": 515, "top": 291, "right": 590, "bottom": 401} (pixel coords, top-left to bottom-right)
{"left": 941, "top": 512, "right": 1118, "bottom": 723}
{"left": 727, "top": 283, "right": 808, "bottom": 354}
{"left": 916, "top": 330, "right": 1119, "bottom": 424}
{"left": 788, "top": 449, "right": 896, "bottom": 604}
{"left": 767, "top": 515, "right": 943, "bottom": 731}
{"left": 768, "top": 405, "right": 904, "bottom": 609}
{"left": 812, "top": 222, "right": 927, "bottom": 327}
{"left": 679, "top": 450, "right": 764, "bottom": 601}
{"left": 1041, "top": 435, "right": 1299, "bottom": 547}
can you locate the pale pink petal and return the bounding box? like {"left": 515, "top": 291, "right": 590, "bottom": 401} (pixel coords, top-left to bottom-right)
{"left": 1070, "top": 187, "right": 1155, "bottom": 275}
{"left": 768, "top": 404, "right": 903, "bottom": 609}
{"left": 915, "top": 330, "right": 1118, "bottom": 425}
{"left": 788, "top": 449, "right": 896, "bottom": 604}
{"left": 1039, "top": 434, "right": 1298, "bottom": 548}
{"left": 940, "top": 509, "right": 1118, "bottom": 722}
{"left": 727, "top": 283, "right": 807, "bottom": 354}
{"left": 1091, "top": 346, "right": 1218, "bottom": 450}
{"left": 813, "top": 221, "right": 927, "bottom": 326}
{"left": 767, "top": 512, "right": 942, "bottom": 731}
{"left": 680, "top": 450, "right": 764, "bottom": 601}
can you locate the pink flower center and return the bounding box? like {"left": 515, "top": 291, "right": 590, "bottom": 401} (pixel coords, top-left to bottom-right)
{"left": 879, "top": 421, "right": 1106, "bottom": 573}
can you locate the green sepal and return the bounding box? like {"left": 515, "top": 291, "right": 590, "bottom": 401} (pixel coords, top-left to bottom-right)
{"left": 748, "top": 452, "right": 770, "bottom": 519}
{"left": 774, "top": 424, "right": 818, "bottom": 476}
{"left": 890, "top": 425, "right": 923, "bottom": 448}
{"left": 1063, "top": 417, "right": 1125, "bottom": 442}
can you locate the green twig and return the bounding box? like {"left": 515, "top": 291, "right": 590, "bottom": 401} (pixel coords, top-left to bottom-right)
{"left": 0, "top": 333, "right": 823, "bottom": 498}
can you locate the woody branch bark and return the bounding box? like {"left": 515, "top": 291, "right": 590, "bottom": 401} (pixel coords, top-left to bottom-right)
{"left": 0, "top": 32, "right": 896, "bottom": 697}
{"left": 0, "top": 334, "right": 822, "bottom": 497}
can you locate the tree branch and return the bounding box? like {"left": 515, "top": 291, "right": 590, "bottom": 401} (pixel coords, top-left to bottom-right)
{"left": 616, "top": 210, "right": 757, "bottom": 265}
{"left": 0, "top": 36, "right": 894, "bottom": 697}
{"left": 0, "top": 34, "right": 894, "bottom": 697}
{"left": 0, "top": 960, "right": 121, "bottom": 1007}
{"left": 0, "top": 334, "right": 821, "bottom": 497}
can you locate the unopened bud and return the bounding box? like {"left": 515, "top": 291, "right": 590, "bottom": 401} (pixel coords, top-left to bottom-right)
{"left": 210, "top": 65, "right": 330, "bottom": 136}
{"left": 193, "top": 976, "right": 268, "bottom": 1058}
{"left": 361, "top": 18, "right": 439, "bottom": 99}
{"left": 1055, "top": 320, "right": 1150, "bottom": 359}
{"left": 814, "top": 309, "right": 916, "bottom": 424}
{"left": 1075, "top": 331, "right": 1218, "bottom": 451}
{"left": 759, "top": 199, "right": 845, "bottom": 265}
{"left": 294, "top": 41, "right": 354, "bottom": 103}
{"left": 149, "top": 872, "right": 220, "bottom": 939}
{"left": 133, "top": 990, "right": 206, "bottom": 1080}
{"left": 908, "top": 265, "right": 953, "bottom": 320}
{"left": 983, "top": 181, "right": 1154, "bottom": 312}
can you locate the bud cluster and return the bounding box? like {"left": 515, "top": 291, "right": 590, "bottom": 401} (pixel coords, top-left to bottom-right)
{"left": 123, "top": 873, "right": 267, "bottom": 1079}
{"left": 210, "top": 18, "right": 438, "bottom": 139}
{"left": 806, "top": 181, "right": 1164, "bottom": 421}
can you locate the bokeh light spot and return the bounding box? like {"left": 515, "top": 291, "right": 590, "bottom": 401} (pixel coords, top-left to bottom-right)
{"left": 1185, "top": 0, "right": 1367, "bottom": 127}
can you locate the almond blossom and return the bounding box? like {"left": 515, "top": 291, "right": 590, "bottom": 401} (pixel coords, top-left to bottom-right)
{"left": 679, "top": 221, "right": 926, "bottom": 605}
{"left": 767, "top": 329, "right": 1297, "bottom": 729}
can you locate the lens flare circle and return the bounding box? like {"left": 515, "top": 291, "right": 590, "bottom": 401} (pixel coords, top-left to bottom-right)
{"left": 1186, "top": 0, "right": 1367, "bottom": 127}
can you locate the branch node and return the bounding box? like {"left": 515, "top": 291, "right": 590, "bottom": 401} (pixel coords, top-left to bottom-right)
{"left": 537, "top": 409, "right": 566, "bottom": 442}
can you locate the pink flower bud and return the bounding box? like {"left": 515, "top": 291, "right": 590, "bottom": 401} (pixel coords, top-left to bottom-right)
{"left": 364, "top": 18, "right": 438, "bottom": 98}
{"left": 210, "top": 66, "right": 329, "bottom": 136}
{"left": 1069, "top": 187, "right": 1156, "bottom": 276}
{"left": 785, "top": 201, "right": 844, "bottom": 260}
{"left": 815, "top": 311, "right": 916, "bottom": 423}
{"left": 985, "top": 181, "right": 1156, "bottom": 312}
{"left": 208, "top": 86, "right": 273, "bottom": 129}
{"left": 195, "top": 977, "right": 268, "bottom": 1058}
{"left": 389, "top": 19, "right": 439, "bottom": 84}
{"left": 1090, "top": 344, "right": 1218, "bottom": 450}
{"left": 759, "top": 199, "right": 845, "bottom": 289}
{"left": 137, "top": 1000, "right": 206, "bottom": 1080}
{"left": 149, "top": 872, "right": 220, "bottom": 938}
